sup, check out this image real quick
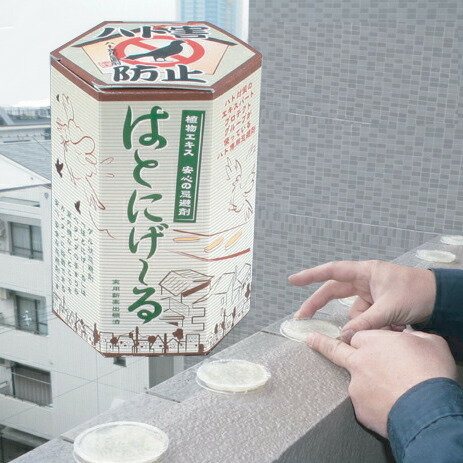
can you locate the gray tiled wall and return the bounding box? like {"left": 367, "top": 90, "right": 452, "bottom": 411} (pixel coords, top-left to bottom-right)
{"left": 187, "top": 0, "right": 463, "bottom": 365}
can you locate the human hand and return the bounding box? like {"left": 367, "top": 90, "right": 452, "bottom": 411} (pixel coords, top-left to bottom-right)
{"left": 307, "top": 329, "right": 457, "bottom": 437}
{"left": 288, "top": 260, "right": 436, "bottom": 342}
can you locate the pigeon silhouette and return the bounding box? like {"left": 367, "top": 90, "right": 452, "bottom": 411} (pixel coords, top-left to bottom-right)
{"left": 125, "top": 40, "right": 185, "bottom": 62}
{"left": 55, "top": 159, "right": 64, "bottom": 177}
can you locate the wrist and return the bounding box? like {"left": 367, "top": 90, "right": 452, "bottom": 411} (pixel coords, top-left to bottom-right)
{"left": 411, "top": 269, "right": 437, "bottom": 326}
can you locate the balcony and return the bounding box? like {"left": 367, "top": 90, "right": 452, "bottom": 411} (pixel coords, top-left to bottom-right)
{"left": 0, "top": 361, "right": 53, "bottom": 441}
{"left": 0, "top": 214, "right": 49, "bottom": 298}
{"left": 0, "top": 361, "right": 52, "bottom": 407}
{"left": 10, "top": 235, "right": 462, "bottom": 462}
{"left": 0, "top": 290, "right": 49, "bottom": 369}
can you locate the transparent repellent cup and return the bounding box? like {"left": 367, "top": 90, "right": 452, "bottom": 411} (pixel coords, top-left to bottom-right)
{"left": 73, "top": 421, "right": 169, "bottom": 463}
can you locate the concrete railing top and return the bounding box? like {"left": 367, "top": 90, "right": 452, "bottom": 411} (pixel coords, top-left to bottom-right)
{"left": 13, "top": 235, "right": 463, "bottom": 462}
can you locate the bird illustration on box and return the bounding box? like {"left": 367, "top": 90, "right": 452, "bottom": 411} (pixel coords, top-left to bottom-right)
{"left": 55, "top": 159, "right": 64, "bottom": 177}
{"left": 125, "top": 40, "right": 185, "bottom": 62}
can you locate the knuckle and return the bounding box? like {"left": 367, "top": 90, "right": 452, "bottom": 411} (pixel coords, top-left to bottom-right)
{"left": 348, "top": 307, "right": 360, "bottom": 319}
{"left": 348, "top": 380, "right": 359, "bottom": 398}
{"left": 350, "top": 331, "right": 363, "bottom": 344}
{"left": 330, "top": 339, "right": 344, "bottom": 356}
{"left": 325, "top": 261, "right": 337, "bottom": 273}
{"left": 358, "top": 316, "right": 373, "bottom": 330}
{"left": 345, "top": 351, "right": 358, "bottom": 370}
{"left": 365, "top": 259, "right": 383, "bottom": 275}
{"left": 310, "top": 333, "right": 322, "bottom": 350}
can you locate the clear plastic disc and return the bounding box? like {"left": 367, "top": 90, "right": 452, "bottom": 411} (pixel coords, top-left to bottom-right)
{"left": 416, "top": 249, "right": 456, "bottom": 263}
{"left": 73, "top": 421, "right": 169, "bottom": 463}
{"left": 440, "top": 235, "right": 463, "bottom": 246}
{"left": 280, "top": 318, "right": 341, "bottom": 343}
{"left": 196, "top": 359, "right": 271, "bottom": 393}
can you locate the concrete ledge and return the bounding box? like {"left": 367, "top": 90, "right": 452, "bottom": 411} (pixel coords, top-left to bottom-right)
{"left": 14, "top": 234, "right": 463, "bottom": 462}
{"left": 57, "top": 330, "right": 386, "bottom": 462}
{"left": 12, "top": 438, "right": 74, "bottom": 462}
{"left": 280, "top": 399, "right": 393, "bottom": 463}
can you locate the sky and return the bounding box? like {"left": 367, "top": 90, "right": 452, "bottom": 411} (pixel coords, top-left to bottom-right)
{"left": 0, "top": 0, "right": 178, "bottom": 106}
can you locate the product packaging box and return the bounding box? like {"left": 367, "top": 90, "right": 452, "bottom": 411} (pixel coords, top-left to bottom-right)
{"left": 50, "top": 21, "right": 261, "bottom": 356}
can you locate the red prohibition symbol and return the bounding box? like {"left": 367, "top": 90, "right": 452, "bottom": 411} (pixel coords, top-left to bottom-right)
{"left": 114, "top": 36, "right": 205, "bottom": 68}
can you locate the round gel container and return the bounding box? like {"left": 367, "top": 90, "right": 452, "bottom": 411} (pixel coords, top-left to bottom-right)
{"left": 280, "top": 318, "right": 341, "bottom": 343}
{"left": 416, "top": 249, "right": 456, "bottom": 263}
{"left": 73, "top": 421, "right": 169, "bottom": 463}
{"left": 441, "top": 235, "right": 463, "bottom": 246}
{"left": 196, "top": 359, "right": 271, "bottom": 394}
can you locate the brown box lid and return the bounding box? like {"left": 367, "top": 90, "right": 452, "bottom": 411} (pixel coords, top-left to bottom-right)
{"left": 51, "top": 21, "right": 262, "bottom": 100}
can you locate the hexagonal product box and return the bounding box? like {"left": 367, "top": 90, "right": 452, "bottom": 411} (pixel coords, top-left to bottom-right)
{"left": 51, "top": 21, "right": 261, "bottom": 356}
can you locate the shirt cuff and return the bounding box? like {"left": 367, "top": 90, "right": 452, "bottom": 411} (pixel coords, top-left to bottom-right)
{"left": 412, "top": 268, "right": 463, "bottom": 340}
{"left": 387, "top": 378, "right": 463, "bottom": 463}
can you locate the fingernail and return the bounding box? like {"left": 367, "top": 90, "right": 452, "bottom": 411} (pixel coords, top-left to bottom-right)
{"left": 288, "top": 274, "right": 296, "bottom": 282}
{"left": 306, "top": 333, "right": 316, "bottom": 347}
{"left": 341, "top": 329, "right": 354, "bottom": 343}
{"left": 293, "top": 311, "right": 302, "bottom": 319}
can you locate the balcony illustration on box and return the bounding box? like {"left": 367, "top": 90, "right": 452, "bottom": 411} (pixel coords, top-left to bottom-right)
{"left": 53, "top": 262, "right": 252, "bottom": 356}
{"left": 159, "top": 262, "right": 252, "bottom": 332}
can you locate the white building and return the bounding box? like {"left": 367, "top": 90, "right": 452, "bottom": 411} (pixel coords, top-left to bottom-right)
{"left": 0, "top": 141, "right": 181, "bottom": 460}
{"left": 0, "top": 108, "right": 50, "bottom": 144}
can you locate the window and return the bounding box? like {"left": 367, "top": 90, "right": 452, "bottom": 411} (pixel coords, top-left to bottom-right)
{"left": 15, "top": 296, "right": 48, "bottom": 335}
{"left": 0, "top": 360, "right": 52, "bottom": 406}
{"left": 9, "top": 223, "right": 43, "bottom": 260}
{"left": 113, "top": 357, "right": 126, "bottom": 367}
{"left": 11, "top": 364, "right": 52, "bottom": 406}
{"left": 0, "top": 436, "right": 34, "bottom": 463}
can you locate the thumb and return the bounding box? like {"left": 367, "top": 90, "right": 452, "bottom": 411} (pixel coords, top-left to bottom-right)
{"left": 341, "top": 302, "right": 391, "bottom": 343}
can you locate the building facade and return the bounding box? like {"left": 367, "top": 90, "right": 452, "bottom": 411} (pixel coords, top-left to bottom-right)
{"left": 0, "top": 142, "right": 182, "bottom": 461}
{"left": 179, "top": 0, "right": 248, "bottom": 40}
{"left": 0, "top": 108, "right": 50, "bottom": 144}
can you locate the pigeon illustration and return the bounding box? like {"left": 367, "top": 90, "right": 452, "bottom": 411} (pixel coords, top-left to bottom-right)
{"left": 125, "top": 40, "right": 185, "bottom": 62}
{"left": 245, "top": 283, "right": 251, "bottom": 299}
{"left": 55, "top": 159, "right": 64, "bottom": 177}
{"left": 225, "top": 158, "right": 256, "bottom": 219}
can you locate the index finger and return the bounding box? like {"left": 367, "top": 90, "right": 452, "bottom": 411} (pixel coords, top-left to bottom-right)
{"left": 307, "top": 332, "right": 356, "bottom": 371}
{"left": 289, "top": 261, "right": 370, "bottom": 286}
